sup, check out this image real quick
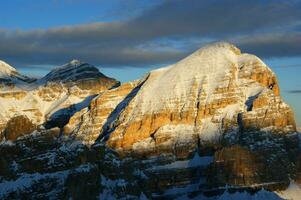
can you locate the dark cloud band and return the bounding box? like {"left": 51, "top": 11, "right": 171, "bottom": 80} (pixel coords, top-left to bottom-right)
{"left": 0, "top": 0, "right": 301, "bottom": 68}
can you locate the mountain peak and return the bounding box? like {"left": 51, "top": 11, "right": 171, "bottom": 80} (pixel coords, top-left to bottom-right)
{"left": 52, "top": 59, "right": 86, "bottom": 72}
{"left": 40, "top": 60, "right": 120, "bottom": 90}
{"left": 197, "top": 42, "right": 241, "bottom": 55}
{"left": 180, "top": 42, "right": 241, "bottom": 65}
{"left": 42, "top": 60, "right": 97, "bottom": 82}
{"left": 69, "top": 59, "right": 83, "bottom": 66}
{"left": 0, "top": 60, "right": 35, "bottom": 84}
{"left": 0, "top": 60, "right": 17, "bottom": 76}
{"left": 142, "top": 42, "right": 251, "bottom": 114}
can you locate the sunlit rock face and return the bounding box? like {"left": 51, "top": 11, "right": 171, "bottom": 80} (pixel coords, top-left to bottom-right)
{"left": 206, "top": 132, "right": 299, "bottom": 191}
{"left": 3, "top": 115, "right": 36, "bottom": 141}
{"left": 63, "top": 81, "right": 140, "bottom": 144}
{"left": 0, "top": 60, "right": 119, "bottom": 140}
{"left": 96, "top": 42, "right": 296, "bottom": 157}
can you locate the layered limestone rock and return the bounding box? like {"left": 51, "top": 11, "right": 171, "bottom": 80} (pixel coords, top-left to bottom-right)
{"left": 241, "top": 89, "right": 295, "bottom": 133}
{"left": 0, "top": 60, "right": 119, "bottom": 140}
{"left": 96, "top": 42, "right": 296, "bottom": 157}
{"left": 63, "top": 81, "right": 140, "bottom": 144}
{"left": 3, "top": 115, "right": 36, "bottom": 141}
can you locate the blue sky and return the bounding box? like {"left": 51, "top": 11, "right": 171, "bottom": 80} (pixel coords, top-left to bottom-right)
{"left": 0, "top": 0, "right": 300, "bottom": 126}
{"left": 1, "top": 0, "right": 159, "bottom": 29}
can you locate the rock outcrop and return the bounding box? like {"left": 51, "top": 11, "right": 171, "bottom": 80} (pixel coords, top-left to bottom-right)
{"left": 3, "top": 115, "right": 36, "bottom": 141}
{"left": 64, "top": 80, "right": 140, "bottom": 144}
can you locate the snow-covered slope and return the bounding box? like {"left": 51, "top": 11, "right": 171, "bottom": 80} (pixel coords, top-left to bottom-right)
{"left": 0, "top": 60, "right": 18, "bottom": 77}
{"left": 0, "top": 60, "right": 35, "bottom": 89}
{"left": 130, "top": 42, "right": 243, "bottom": 113}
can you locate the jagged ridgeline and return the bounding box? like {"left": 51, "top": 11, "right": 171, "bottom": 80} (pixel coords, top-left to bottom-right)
{"left": 0, "top": 43, "right": 300, "bottom": 199}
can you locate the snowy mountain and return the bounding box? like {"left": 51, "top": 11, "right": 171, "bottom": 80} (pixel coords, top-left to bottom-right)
{"left": 0, "top": 42, "right": 300, "bottom": 199}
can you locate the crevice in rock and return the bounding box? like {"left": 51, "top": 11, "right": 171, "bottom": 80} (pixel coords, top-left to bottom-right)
{"left": 237, "top": 113, "right": 244, "bottom": 143}
{"left": 194, "top": 85, "right": 203, "bottom": 126}
{"left": 245, "top": 92, "right": 261, "bottom": 112}
{"left": 95, "top": 74, "right": 150, "bottom": 143}
{"left": 149, "top": 128, "right": 159, "bottom": 142}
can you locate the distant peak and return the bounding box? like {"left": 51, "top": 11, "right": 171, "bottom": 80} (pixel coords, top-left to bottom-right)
{"left": 41, "top": 59, "right": 109, "bottom": 84}
{"left": 50, "top": 59, "right": 86, "bottom": 73}
{"left": 69, "top": 59, "right": 82, "bottom": 66}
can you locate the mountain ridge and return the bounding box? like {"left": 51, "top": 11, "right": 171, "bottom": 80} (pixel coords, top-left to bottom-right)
{"left": 0, "top": 60, "right": 17, "bottom": 76}
{"left": 0, "top": 42, "right": 300, "bottom": 199}
{"left": 0, "top": 60, "right": 119, "bottom": 140}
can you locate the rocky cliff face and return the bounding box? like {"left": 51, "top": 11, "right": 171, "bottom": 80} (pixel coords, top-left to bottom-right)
{"left": 0, "top": 42, "right": 300, "bottom": 199}
{"left": 64, "top": 80, "right": 140, "bottom": 144}
{"left": 73, "top": 43, "right": 295, "bottom": 158}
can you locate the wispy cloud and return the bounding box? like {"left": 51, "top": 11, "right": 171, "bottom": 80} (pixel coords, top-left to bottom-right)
{"left": 272, "top": 64, "right": 301, "bottom": 68}
{"left": 287, "top": 90, "right": 301, "bottom": 94}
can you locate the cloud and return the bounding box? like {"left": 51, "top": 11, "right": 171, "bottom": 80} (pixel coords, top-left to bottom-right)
{"left": 0, "top": 0, "right": 301, "bottom": 68}
{"left": 0, "top": 22, "right": 189, "bottom": 67}
{"left": 127, "top": 0, "right": 301, "bottom": 38}
{"left": 235, "top": 32, "right": 301, "bottom": 58}
{"left": 287, "top": 90, "right": 301, "bottom": 94}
